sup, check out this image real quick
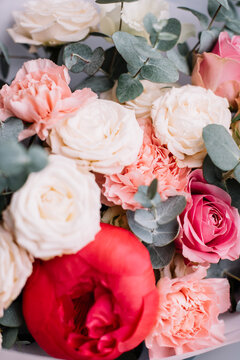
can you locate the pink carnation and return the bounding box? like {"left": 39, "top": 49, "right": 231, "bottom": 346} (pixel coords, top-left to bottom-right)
{"left": 0, "top": 59, "right": 97, "bottom": 140}
{"left": 99, "top": 118, "right": 190, "bottom": 211}
{"left": 146, "top": 267, "right": 230, "bottom": 359}
{"left": 176, "top": 169, "right": 240, "bottom": 263}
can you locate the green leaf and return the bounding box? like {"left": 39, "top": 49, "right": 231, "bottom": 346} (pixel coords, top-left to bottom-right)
{"left": 232, "top": 113, "right": 240, "bottom": 123}
{"left": 147, "top": 178, "right": 158, "bottom": 199}
{"left": 116, "top": 74, "right": 143, "bottom": 103}
{"left": 155, "top": 196, "right": 186, "bottom": 225}
{"left": 203, "top": 155, "right": 225, "bottom": 189}
{"left": 226, "top": 178, "right": 240, "bottom": 211}
{"left": 76, "top": 76, "right": 114, "bottom": 94}
{"left": 0, "top": 302, "right": 23, "bottom": 328}
{"left": 167, "top": 48, "right": 190, "bottom": 75}
{"left": 0, "top": 117, "right": 24, "bottom": 141}
{"left": 84, "top": 47, "right": 105, "bottom": 76}
{"left": 178, "top": 7, "right": 209, "bottom": 27}
{"left": 234, "top": 163, "right": 240, "bottom": 183}
{"left": 217, "top": 0, "right": 229, "bottom": 9}
{"left": 146, "top": 242, "right": 175, "bottom": 269}
{"left": 63, "top": 43, "right": 92, "bottom": 73}
{"left": 202, "top": 124, "right": 240, "bottom": 171}
{"left": 199, "top": 28, "right": 220, "bottom": 53}
{"left": 143, "top": 13, "right": 158, "bottom": 35}
{"left": 0, "top": 43, "right": 10, "bottom": 79}
{"left": 127, "top": 210, "right": 154, "bottom": 244}
{"left": 152, "top": 218, "right": 180, "bottom": 246}
{"left": 0, "top": 142, "right": 29, "bottom": 177}
{"left": 155, "top": 18, "right": 181, "bottom": 51}
{"left": 27, "top": 146, "right": 48, "bottom": 173}
{"left": 134, "top": 184, "right": 161, "bottom": 208}
{"left": 2, "top": 327, "right": 19, "bottom": 349}
{"left": 140, "top": 59, "right": 179, "bottom": 83}
{"left": 102, "top": 46, "right": 128, "bottom": 80}
{"left": 226, "top": 18, "right": 240, "bottom": 34}
{"left": 134, "top": 209, "right": 157, "bottom": 230}
{"left": 208, "top": 0, "right": 237, "bottom": 22}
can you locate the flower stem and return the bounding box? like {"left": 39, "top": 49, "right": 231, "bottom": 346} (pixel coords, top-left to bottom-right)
{"left": 224, "top": 271, "right": 240, "bottom": 282}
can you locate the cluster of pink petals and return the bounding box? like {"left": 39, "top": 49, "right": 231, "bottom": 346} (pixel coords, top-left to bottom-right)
{"left": 0, "top": 59, "right": 97, "bottom": 140}
{"left": 146, "top": 266, "right": 230, "bottom": 359}
{"left": 99, "top": 118, "right": 190, "bottom": 211}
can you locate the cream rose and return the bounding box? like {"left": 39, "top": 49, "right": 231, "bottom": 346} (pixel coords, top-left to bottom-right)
{"left": 0, "top": 226, "right": 32, "bottom": 317}
{"left": 8, "top": 0, "right": 100, "bottom": 46}
{"left": 3, "top": 155, "right": 101, "bottom": 260}
{"left": 98, "top": 0, "right": 169, "bottom": 38}
{"left": 102, "top": 80, "right": 174, "bottom": 118}
{"left": 48, "top": 99, "right": 143, "bottom": 175}
{"left": 152, "top": 85, "right": 231, "bottom": 168}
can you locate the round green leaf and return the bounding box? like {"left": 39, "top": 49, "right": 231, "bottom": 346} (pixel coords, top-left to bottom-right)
{"left": 152, "top": 218, "right": 180, "bottom": 247}
{"left": 146, "top": 242, "right": 175, "bottom": 269}
{"left": 0, "top": 117, "right": 24, "bottom": 142}
{"left": 63, "top": 43, "right": 92, "bottom": 73}
{"left": 0, "top": 302, "right": 23, "bottom": 328}
{"left": 140, "top": 58, "right": 179, "bottom": 83}
{"left": 76, "top": 76, "right": 114, "bottom": 94}
{"left": 127, "top": 210, "right": 153, "bottom": 244}
{"left": 156, "top": 18, "right": 181, "bottom": 51}
{"left": 0, "top": 142, "right": 29, "bottom": 177}
{"left": 155, "top": 196, "right": 186, "bottom": 225}
{"left": 27, "top": 146, "right": 48, "bottom": 173}
{"left": 2, "top": 327, "right": 19, "bottom": 349}
{"left": 116, "top": 73, "right": 143, "bottom": 103}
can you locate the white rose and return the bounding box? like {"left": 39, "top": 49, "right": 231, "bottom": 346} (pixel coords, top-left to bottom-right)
{"left": 8, "top": 0, "right": 100, "bottom": 46}
{"left": 48, "top": 99, "right": 143, "bottom": 175}
{"left": 102, "top": 80, "right": 174, "bottom": 118}
{"left": 3, "top": 155, "right": 101, "bottom": 260}
{"left": 0, "top": 227, "right": 32, "bottom": 317}
{"left": 152, "top": 85, "right": 231, "bottom": 168}
{"left": 98, "top": 0, "right": 169, "bottom": 38}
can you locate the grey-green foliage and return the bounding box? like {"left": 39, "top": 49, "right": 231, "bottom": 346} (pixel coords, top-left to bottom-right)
{"left": 0, "top": 141, "right": 48, "bottom": 195}
{"left": 63, "top": 42, "right": 105, "bottom": 75}
{"left": 0, "top": 301, "right": 24, "bottom": 349}
{"left": 199, "top": 28, "right": 220, "bottom": 53}
{"left": 127, "top": 180, "right": 186, "bottom": 268}
{"left": 96, "top": 0, "right": 138, "bottom": 3}
{"left": 0, "top": 42, "right": 9, "bottom": 79}
{"left": 178, "top": 7, "right": 209, "bottom": 27}
{"left": 208, "top": 0, "right": 240, "bottom": 34}
{"left": 0, "top": 117, "right": 24, "bottom": 142}
{"left": 76, "top": 75, "right": 114, "bottom": 95}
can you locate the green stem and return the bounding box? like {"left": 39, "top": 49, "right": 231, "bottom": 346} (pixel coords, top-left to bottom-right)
{"left": 224, "top": 271, "right": 240, "bottom": 282}
{"left": 71, "top": 53, "right": 90, "bottom": 64}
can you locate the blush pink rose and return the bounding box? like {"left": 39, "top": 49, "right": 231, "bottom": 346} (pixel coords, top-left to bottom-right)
{"left": 192, "top": 32, "right": 240, "bottom": 107}
{"left": 146, "top": 267, "right": 230, "bottom": 358}
{"left": 0, "top": 59, "right": 97, "bottom": 140}
{"left": 98, "top": 118, "right": 190, "bottom": 211}
{"left": 175, "top": 169, "right": 240, "bottom": 263}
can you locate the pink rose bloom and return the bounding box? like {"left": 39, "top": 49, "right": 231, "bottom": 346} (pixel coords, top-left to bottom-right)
{"left": 0, "top": 59, "right": 96, "bottom": 140}
{"left": 192, "top": 32, "right": 240, "bottom": 108}
{"left": 98, "top": 118, "right": 190, "bottom": 211}
{"left": 146, "top": 267, "right": 230, "bottom": 358}
{"left": 175, "top": 169, "right": 240, "bottom": 263}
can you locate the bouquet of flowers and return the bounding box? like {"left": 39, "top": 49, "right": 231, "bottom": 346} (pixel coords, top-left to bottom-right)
{"left": 0, "top": 0, "right": 240, "bottom": 359}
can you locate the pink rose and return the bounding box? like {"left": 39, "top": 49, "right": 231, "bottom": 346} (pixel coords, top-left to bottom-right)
{"left": 0, "top": 59, "right": 96, "bottom": 140}
{"left": 192, "top": 32, "right": 240, "bottom": 107}
{"left": 98, "top": 118, "right": 190, "bottom": 211}
{"left": 146, "top": 267, "right": 230, "bottom": 358}
{"left": 175, "top": 169, "right": 240, "bottom": 263}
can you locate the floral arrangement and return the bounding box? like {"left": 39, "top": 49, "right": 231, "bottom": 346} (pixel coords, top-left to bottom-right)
{"left": 0, "top": 0, "right": 240, "bottom": 359}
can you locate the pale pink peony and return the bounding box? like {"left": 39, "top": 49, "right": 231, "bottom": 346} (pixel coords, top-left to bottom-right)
{"left": 98, "top": 118, "right": 190, "bottom": 211}
{"left": 146, "top": 267, "right": 230, "bottom": 359}
{"left": 176, "top": 169, "right": 240, "bottom": 263}
{"left": 0, "top": 59, "right": 97, "bottom": 140}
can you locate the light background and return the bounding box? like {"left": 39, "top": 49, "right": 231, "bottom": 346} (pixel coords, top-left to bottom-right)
{"left": 0, "top": 0, "right": 240, "bottom": 359}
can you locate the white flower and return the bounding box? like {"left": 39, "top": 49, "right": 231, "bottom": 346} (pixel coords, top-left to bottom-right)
{"left": 8, "top": 0, "right": 100, "bottom": 46}
{"left": 98, "top": 0, "right": 169, "bottom": 38}
{"left": 0, "top": 226, "right": 32, "bottom": 317}
{"left": 48, "top": 99, "right": 143, "bottom": 175}
{"left": 152, "top": 85, "right": 231, "bottom": 168}
{"left": 3, "top": 155, "right": 101, "bottom": 260}
{"left": 102, "top": 80, "right": 174, "bottom": 118}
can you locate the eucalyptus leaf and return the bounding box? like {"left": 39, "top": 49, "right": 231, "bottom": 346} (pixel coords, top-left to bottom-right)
{"left": 7, "top": 169, "right": 28, "bottom": 192}
{"left": 178, "top": 7, "right": 209, "bottom": 27}
{"left": 140, "top": 58, "right": 179, "bottom": 83}
{"left": 143, "top": 13, "right": 157, "bottom": 35}
{"left": 76, "top": 76, "right": 114, "bottom": 94}
{"left": 134, "top": 184, "right": 161, "bottom": 208}
{"left": 63, "top": 43, "right": 92, "bottom": 73}
{"left": 0, "top": 117, "right": 24, "bottom": 141}
{"left": 0, "top": 301, "right": 23, "bottom": 328}
{"left": 199, "top": 28, "right": 220, "bottom": 53}
{"left": 147, "top": 178, "right": 158, "bottom": 199}
{"left": 134, "top": 209, "right": 157, "bottom": 230}
{"left": 155, "top": 18, "right": 181, "bottom": 51}
{"left": 27, "top": 146, "right": 48, "bottom": 173}
{"left": 226, "top": 18, "right": 240, "bottom": 34}
{"left": 167, "top": 48, "right": 190, "bottom": 75}
{"left": 203, "top": 155, "right": 225, "bottom": 189}
{"left": 84, "top": 47, "right": 105, "bottom": 76}
{"left": 146, "top": 242, "right": 175, "bottom": 269}
{"left": 208, "top": 0, "right": 237, "bottom": 22}
{"left": 152, "top": 218, "right": 180, "bottom": 247}
{"left": 102, "top": 46, "right": 128, "bottom": 79}
{"left": 0, "top": 142, "right": 29, "bottom": 177}
{"left": 0, "top": 43, "right": 9, "bottom": 79}
{"left": 127, "top": 210, "right": 153, "bottom": 244}
{"left": 116, "top": 73, "right": 143, "bottom": 103}
{"left": 155, "top": 196, "right": 186, "bottom": 225}
{"left": 202, "top": 124, "right": 240, "bottom": 171}
{"left": 2, "top": 327, "right": 19, "bottom": 349}
{"left": 217, "top": 0, "right": 230, "bottom": 9}
{"left": 234, "top": 163, "right": 240, "bottom": 183}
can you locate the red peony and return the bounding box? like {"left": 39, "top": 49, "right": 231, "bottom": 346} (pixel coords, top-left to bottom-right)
{"left": 22, "top": 223, "right": 158, "bottom": 360}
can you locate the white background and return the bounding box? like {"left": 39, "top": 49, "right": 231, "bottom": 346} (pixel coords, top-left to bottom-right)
{"left": 0, "top": 0, "right": 240, "bottom": 359}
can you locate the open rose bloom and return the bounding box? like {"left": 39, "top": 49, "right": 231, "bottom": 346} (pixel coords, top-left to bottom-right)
{"left": 2, "top": 1, "right": 240, "bottom": 360}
